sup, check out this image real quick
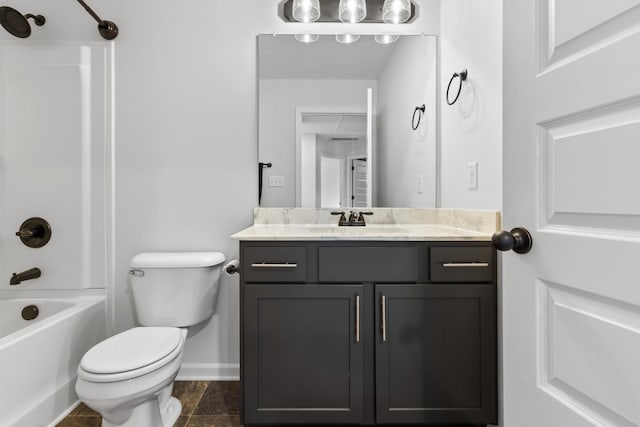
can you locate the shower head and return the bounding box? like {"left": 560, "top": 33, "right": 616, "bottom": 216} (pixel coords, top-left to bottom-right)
{"left": 0, "top": 6, "right": 45, "bottom": 38}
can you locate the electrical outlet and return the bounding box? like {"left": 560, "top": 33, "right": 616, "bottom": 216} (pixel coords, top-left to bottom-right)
{"left": 468, "top": 162, "right": 478, "bottom": 190}
{"left": 268, "top": 175, "right": 285, "bottom": 187}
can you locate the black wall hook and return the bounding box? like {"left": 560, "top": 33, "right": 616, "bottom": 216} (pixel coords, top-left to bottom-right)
{"left": 412, "top": 104, "right": 425, "bottom": 130}
{"left": 446, "top": 69, "right": 468, "bottom": 105}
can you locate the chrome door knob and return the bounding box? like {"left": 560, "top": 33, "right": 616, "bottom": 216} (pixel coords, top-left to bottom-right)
{"left": 492, "top": 227, "right": 532, "bottom": 254}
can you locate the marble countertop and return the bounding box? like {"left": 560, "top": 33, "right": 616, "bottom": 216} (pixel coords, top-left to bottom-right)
{"left": 231, "top": 223, "right": 493, "bottom": 241}
{"left": 231, "top": 208, "right": 501, "bottom": 242}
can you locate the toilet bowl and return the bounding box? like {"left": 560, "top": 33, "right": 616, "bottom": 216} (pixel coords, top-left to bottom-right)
{"left": 76, "top": 252, "right": 225, "bottom": 427}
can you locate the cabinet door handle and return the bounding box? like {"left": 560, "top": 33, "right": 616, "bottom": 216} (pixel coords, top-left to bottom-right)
{"left": 250, "top": 262, "right": 298, "bottom": 268}
{"left": 381, "top": 294, "right": 387, "bottom": 342}
{"left": 355, "top": 294, "right": 360, "bottom": 343}
{"left": 442, "top": 262, "right": 489, "bottom": 268}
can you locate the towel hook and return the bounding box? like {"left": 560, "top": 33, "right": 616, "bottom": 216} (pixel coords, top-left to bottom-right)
{"left": 446, "top": 69, "right": 468, "bottom": 105}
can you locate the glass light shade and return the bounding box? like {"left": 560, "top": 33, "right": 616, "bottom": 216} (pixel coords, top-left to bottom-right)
{"left": 336, "top": 34, "right": 360, "bottom": 44}
{"left": 382, "top": 0, "right": 411, "bottom": 24}
{"left": 294, "top": 33, "right": 320, "bottom": 43}
{"left": 339, "top": 0, "right": 367, "bottom": 23}
{"left": 374, "top": 34, "right": 400, "bottom": 44}
{"left": 292, "top": 0, "right": 321, "bottom": 23}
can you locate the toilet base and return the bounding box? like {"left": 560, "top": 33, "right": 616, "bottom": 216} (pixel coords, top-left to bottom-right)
{"left": 101, "top": 395, "right": 182, "bottom": 427}
{"left": 160, "top": 396, "right": 182, "bottom": 426}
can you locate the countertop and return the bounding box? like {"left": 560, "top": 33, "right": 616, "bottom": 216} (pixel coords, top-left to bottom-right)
{"left": 231, "top": 224, "right": 492, "bottom": 241}
{"left": 231, "top": 208, "right": 501, "bottom": 242}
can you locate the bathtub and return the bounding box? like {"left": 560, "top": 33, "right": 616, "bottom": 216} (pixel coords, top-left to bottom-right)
{"left": 0, "top": 293, "right": 106, "bottom": 427}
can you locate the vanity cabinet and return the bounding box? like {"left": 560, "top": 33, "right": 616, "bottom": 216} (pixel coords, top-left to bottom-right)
{"left": 243, "top": 284, "right": 364, "bottom": 424}
{"left": 375, "top": 284, "right": 496, "bottom": 424}
{"left": 240, "top": 241, "right": 497, "bottom": 426}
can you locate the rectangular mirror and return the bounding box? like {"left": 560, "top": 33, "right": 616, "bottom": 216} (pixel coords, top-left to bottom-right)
{"left": 258, "top": 34, "right": 437, "bottom": 208}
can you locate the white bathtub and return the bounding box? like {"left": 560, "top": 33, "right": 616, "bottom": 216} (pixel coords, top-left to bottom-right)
{"left": 0, "top": 294, "right": 106, "bottom": 427}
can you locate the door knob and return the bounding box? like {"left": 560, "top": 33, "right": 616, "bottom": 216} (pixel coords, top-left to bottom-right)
{"left": 492, "top": 227, "right": 532, "bottom": 254}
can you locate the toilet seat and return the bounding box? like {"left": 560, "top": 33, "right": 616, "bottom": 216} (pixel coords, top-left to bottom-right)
{"left": 79, "top": 327, "right": 185, "bottom": 383}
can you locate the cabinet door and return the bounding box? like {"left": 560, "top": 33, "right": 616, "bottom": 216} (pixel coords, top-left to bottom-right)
{"left": 375, "top": 284, "right": 497, "bottom": 424}
{"left": 243, "top": 284, "right": 364, "bottom": 424}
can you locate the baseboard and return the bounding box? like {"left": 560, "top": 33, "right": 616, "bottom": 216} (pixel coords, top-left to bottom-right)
{"left": 176, "top": 362, "right": 240, "bottom": 381}
{"left": 48, "top": 400, "right": 81, "bottom": 427}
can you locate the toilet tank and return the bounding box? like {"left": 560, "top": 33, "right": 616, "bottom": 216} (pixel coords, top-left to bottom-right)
{"left": 129, "top": 252, "right": 225, "bottom": 327}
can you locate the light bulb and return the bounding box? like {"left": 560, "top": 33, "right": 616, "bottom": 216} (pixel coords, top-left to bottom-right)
{"left": 292, "top": 0, "right": 321, "bottom": 23}
{"left": 338, "top": 0, "right": 367, "bottom": 23}
{"left": 374, "top": 34, "right": 400, "bottom": 44}
{"left": 336, "top": 34, "right": 361, "bottom": 44}
{"left": 295, "top": 34, "right": 320, "bottom": 43}
{"left": 382, "top": 0, "right": 411, "bottom": 24}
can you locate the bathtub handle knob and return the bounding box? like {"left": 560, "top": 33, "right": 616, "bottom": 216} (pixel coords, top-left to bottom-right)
{"left": 15, "top": 217, "right": 52, "bottom": 248}
{"left": 129, "top": 270, "right": 144, "bottom": 277}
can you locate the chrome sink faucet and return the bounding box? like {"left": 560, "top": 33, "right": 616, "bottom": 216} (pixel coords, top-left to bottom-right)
{"left": 10, "top": 267, "right": 41, "bottom": 285}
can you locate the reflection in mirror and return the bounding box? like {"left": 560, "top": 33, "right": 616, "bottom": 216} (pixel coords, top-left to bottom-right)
{"left": 299, "top": 113, "right": 368, "bottom": 208}
{"left": 258, "top": 34, "right": 437, "bottom": 208}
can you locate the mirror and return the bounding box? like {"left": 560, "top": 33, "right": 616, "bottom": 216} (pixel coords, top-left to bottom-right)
{"left": 258, "top": 34, "right": 437, "bottom": 208}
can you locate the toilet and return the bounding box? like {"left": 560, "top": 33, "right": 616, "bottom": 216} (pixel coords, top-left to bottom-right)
{"left": 76, "top": 252, "right": 225, "bottom": 427}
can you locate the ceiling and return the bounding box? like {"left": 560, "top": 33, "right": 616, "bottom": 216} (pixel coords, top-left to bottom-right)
{"left": 258, "top": 34, "right": 397, "bottom": 80}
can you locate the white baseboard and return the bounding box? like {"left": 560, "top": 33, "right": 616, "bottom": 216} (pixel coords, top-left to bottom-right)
{"left": 176, "top": 362, "right": 239, "bottom": 381}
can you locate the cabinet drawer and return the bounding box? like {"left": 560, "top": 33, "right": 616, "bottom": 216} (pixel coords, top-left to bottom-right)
{"left": 318, "top": 247, "right": 418, "bottom": 282}
{"left": 430, "top": 247, "right": 494, "bottom": 283}
{"left": 243, "top": 247, "right": 307, "bottom": 282}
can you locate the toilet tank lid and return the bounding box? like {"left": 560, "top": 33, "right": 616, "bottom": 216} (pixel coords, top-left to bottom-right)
{"left": 130, "top": 252, "right": 225, "bottom": 268}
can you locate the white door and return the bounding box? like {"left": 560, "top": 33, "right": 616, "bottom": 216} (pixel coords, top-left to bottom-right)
{"left": 366, "top": 87, "right": 375, "bottom": 206}
{"left": 351, "top": 159, "right": 367, "bottom": 207}
{"left": 504, "top": 1, "right": 640, "bottom": 426}
{"left": 320, "top": 156, "right": 342, "bottom": 208}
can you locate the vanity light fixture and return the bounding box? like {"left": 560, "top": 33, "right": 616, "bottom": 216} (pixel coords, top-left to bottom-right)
{"left": 374, "top": 34, "right": 399, "bottom": 44}
{"left": 338, "top": 0, "right": 367, "bottom": 23}
{"left": 282, "top": 0, "right": 416, "bottom": 23}
{"left": 336, "top": 34, "right": 360, "bottom": 44}
{"left": 382, "top": 0, "right": 411, "bottom": 24}
{"left": 295, "top": 33, "right": 320, "bottom": 43}
{"left": 292, "top": 0, "right": 321, "bottom": 23}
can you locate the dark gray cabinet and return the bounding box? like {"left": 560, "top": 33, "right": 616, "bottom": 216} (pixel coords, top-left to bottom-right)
{"left": 240, "top": 241, "right": 497, "bottom": 426}
{"left": 375, "top": 284, "right": 497, "bottom": 424}
{"left": 243, "top": 284, "right": 364, "bottom": 425}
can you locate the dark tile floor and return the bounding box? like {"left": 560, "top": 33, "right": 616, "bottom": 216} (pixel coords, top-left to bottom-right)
{"left": 57, "top": 381, "right": 241, "bottom": 427}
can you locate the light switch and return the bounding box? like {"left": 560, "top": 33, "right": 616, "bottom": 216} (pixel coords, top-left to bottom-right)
{"left": 468, "top": 162, "right": 478, "bottom": 190}
{"left": 268, "top": 175, "right": 285, "bottom": 187}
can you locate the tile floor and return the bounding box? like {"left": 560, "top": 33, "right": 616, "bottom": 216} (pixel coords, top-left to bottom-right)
{"left": 56, "top": 381, "right": 241, "bottom": 427}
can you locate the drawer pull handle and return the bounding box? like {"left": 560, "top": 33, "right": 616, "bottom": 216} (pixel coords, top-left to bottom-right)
{"left": 355, "top": 294, "right": 360, "bottom": 343}
{"left": 250, "top": 263, "right": 298, "bottom": 268}
{"left": 442, "top": 262, "right": 489, "bottom": 268}
{"left": 381, "top": 294, "right": 387, "bottom": 342}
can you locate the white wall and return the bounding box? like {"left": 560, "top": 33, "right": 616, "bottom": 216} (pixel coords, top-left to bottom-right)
{"left": 0, "top": 43, "right": 110, "bottom": 291}
{"left": 439, "top": 0, "right": 503, "bottom": 210}
{"left": 377, "top": 36, "right": 437, "bottom": 207}
{"left": 0, "top": 0, "right": 440, "bottom": 379}
{"left": 259, "top": 78, "right": 375, "bottom": 207}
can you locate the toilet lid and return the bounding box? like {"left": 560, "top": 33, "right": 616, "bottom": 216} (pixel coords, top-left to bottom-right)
{"left": 80, "top": 327, "right": 182, "bottom": 375}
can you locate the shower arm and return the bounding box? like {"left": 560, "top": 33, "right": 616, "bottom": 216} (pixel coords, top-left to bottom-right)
{"left": 75, "top": 0, "right": 118, "bottom": 40}
{"left": 24, "top": 14, "right": 46, "bottom": 26}
{"left": 76, "top": 0, "right": 103, "bottom": 25}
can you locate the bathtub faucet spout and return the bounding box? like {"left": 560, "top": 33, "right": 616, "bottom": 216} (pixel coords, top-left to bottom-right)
{"left": 10, "top": 267, "right": 41, "bottom": 285}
